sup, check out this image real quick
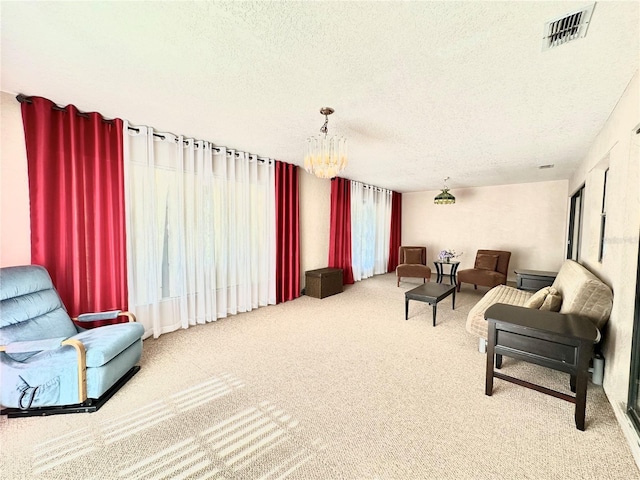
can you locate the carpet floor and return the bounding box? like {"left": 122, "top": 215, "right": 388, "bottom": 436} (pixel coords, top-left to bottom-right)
{"left": 1, "top": 273, "right": 638, "bottom": 479}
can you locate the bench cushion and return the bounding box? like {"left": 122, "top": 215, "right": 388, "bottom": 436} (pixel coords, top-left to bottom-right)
{"left": 466, "top": 285, "right": 532, "bottom": 339}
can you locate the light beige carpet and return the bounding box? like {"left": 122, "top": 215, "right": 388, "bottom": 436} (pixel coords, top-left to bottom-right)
{"left": 1, "top": 273, "right": 639, "bottom": 479}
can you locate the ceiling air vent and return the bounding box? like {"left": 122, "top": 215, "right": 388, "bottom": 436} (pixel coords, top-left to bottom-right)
{"left": 542, "top": 3, "right": 595, "bottom": 51}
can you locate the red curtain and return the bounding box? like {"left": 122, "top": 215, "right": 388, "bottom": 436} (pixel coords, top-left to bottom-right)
{"left": 275, "top": 161, "right": 300, "bottom": 303}
{"left": 21, "top": 96, "right": 128, "bottom": 321}
{"left": 387, "top": 191, "right": 402, "bottom": 272}
{"left": 328, "top": 177, "right": 354, "bottom": 284}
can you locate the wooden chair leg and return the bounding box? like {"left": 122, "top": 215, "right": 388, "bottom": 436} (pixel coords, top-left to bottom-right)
{"left": 474, "top": 285, "right": 477, "bottom": 290}
{"left": 397, "top": 277, "right": 400, "bottom": 287}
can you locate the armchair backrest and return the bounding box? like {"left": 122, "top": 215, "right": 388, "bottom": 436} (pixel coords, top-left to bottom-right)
{"left": 0, "top": 265, "right": 77, "bottom": 345}
{"left": 398, "top": 246, "right": 427, "bottom": 266}
{"left": 474, "top": 250, "right": 511, "bottom": 276}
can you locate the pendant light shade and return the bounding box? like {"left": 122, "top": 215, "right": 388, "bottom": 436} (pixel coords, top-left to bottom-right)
{"left": 434, "top": 177, "right": 456, "bottom": 205}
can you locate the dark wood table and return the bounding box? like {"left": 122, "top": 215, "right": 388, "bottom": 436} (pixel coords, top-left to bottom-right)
{"left": 434, "top": 260, "right": 460, "bottom": 285}
{"left": 514, "top": 269, "right": 558, "bottom": 291}
{"left": 484, "top": 303, "right": 600, "bottom": 431}
{"left": 405, "top": 283, "right": 456, "bottom": 327}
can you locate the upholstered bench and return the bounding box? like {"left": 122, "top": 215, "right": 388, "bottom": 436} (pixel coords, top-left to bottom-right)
{"left": 466, "top": 260, "right": 613, "bottom": 352}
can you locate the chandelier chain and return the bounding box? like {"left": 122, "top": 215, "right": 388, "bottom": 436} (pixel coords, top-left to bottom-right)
{"left": 320, "top": 115, "right": 329, "bottom": 135}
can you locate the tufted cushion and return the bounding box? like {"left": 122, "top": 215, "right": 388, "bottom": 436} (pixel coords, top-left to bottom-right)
{"left": 0, "top": 266, "right": 78, "bottom": 360}
{"left": 466, "top": 285, "right": 532, "bottom": 339}
{"left": 552, "top": 260, "right": 613, "bottom": 329}
{"left": 476, "top": 254, "right": 498, "bottom": 271}
{"left": 404, "top": 248, "right": 423, "bottom": 264}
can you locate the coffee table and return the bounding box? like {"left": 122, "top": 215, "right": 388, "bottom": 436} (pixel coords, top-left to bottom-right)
{"left": 405, "top": 283, "right": 456, "bottom": 326}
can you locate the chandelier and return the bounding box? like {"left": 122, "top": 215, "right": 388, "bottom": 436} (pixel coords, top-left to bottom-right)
{"left": 434, "top": 177, "right": 456, "bottom": 205}
{"left": 304, "top": 107, "right": 348, "bottom": 179}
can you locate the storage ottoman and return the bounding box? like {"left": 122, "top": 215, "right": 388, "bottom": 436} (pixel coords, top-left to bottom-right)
{"left": 305, "top": 268, "right": 343, "bottom": 299}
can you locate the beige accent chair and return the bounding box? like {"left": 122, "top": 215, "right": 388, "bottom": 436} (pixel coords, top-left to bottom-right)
{"left": 396, "top": 246, "right": 432, "bottom": 287}
{"left": 456, "top": 250, "right": 511, "bottom": 292}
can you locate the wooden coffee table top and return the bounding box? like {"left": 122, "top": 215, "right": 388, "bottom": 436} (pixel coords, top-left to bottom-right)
{"left": 404, "top": 282, "right": 456, "bottom": 326}
{"left": 405, "top": 283, "right": 455, "bottom": 302}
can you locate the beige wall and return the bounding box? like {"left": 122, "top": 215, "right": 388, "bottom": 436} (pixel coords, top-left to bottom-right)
{"left": 402, "top": 180, "right": 569, "bottom": 282}
{"left": 568, "top": 71, "right": 640, "bottom": 464}
{"left": 0, "top": 92, "right": 30, "bottom": 266}
{"left": 299, "top": 172, "right": 331, "bottom": 289}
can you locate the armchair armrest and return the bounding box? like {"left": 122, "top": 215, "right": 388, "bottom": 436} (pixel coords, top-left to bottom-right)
{"left": 74, "top": 310, "right": 137, "bottom": 323}
{"left": 0, "top": 337, "right": 68, "bottom": 354}
{"left": 485, "top": 303, "right": 601, "bottom": 343}
{"left": 61, "top": 338, "right": 87, "bottom": 403}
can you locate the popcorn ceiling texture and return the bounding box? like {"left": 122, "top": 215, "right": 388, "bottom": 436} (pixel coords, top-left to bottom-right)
{"left": 1, "top": 1, "right": 638, "bottom": 192}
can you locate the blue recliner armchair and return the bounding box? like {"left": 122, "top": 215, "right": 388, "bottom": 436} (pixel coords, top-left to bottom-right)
{"left": 0, "top": 265, "right": 144, "bottom": 417}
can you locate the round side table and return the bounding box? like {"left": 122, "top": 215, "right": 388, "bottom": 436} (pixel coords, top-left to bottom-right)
{"left": 434, "top": 260, "right": 460, "bottom": 285}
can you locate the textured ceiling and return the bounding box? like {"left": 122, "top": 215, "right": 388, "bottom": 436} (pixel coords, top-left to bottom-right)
{"left": 1, "top": 1, "right": 638, "bottom": 192}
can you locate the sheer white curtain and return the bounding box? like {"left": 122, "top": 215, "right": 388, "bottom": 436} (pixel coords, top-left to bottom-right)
{"left": 124, "top": 123, "right": 276, "bottom": 338}
{"left": 350, "top": 181, "right": 392, "bottom": 282}
{"left": 375, "top": 188, "right": 392, "bottom": 274}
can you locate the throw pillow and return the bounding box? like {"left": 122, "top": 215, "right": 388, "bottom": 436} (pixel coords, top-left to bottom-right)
{"left": 524, "top": 286, "right": 552, "bottom": 309}
{"left": 476, "top": 254, "right": 499, "bottom": 271}
{"left": 540, "top": 291, "right": 562, "bottom": 312}
{"left": 404, "top": 248, "right": 423, "bottom": 264}
{"left": 525, "top": 286, "right": 561, "bottom": 310}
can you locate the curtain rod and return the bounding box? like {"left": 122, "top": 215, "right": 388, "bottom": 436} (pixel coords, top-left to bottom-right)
{"left": 359, "top": 181, "right": 389, "bottom": 193}
{"left": 331, "top": 177, "right": 391, "bottom": 194}
{"left": 126, "top": 126, "right": 267, "bottom": 162}
{"left": 19, "top": 94, "right": 270, "bottom": 164}
{"left": 16, "top": 94, "right": 32, "bottom": 104}
{"left": 17, "top": 94, "right": 116, "bottom": 124}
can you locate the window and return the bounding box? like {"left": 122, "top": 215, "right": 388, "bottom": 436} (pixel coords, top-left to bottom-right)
{"left": 627, "top": 236, "right": 640, "bottom": 432}
{"left": 567, "top": 185, "right": 585, "bottom": 260}
{"left": 598, "top": 168, "right": 609, "bottom": 262}
{"left": 626, "top": 125, "right": 640, "bottom": 434}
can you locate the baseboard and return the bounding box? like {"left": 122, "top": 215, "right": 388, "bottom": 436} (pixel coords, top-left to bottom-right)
{"left": 610, "top": 400, "right": 640, "bottom": 471}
